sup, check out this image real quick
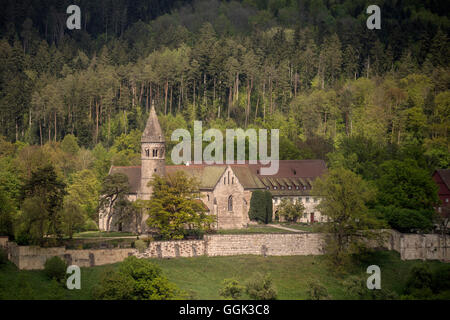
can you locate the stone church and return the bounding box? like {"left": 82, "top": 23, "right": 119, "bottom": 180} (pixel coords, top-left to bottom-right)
{"left": 99, "top": 103, "right": 327, "bottom": 232}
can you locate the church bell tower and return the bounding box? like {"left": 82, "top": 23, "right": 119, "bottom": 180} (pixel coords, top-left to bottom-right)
{"left": 140, "top": 101, "right": 165, "bottom": 200}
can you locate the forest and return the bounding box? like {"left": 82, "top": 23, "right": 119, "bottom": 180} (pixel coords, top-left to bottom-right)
{"left": 0, "top": 0, "right": 448, "bottom": 242}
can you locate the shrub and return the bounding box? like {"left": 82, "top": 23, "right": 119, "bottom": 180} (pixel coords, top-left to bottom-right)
{"left": 93, "top": 270, "right": 135, "bottom": 300}
{"left": 249, "top": 191, "right": 273, "bottom": 224}
{"left": 405, "top": 265, "right": 433, "bottom": 293}
{"left": 44, "top": 256, "right": 67, "bottom": 282}
{"left": 134, "top": 239, "right": 147, "bottom": 253}
{"left": 307, "top": 280, "right": 329, "bottom": 300}
{"left": 375, "top": 205, "right": 433, "bottom": 233}
{"left": 83, "top": 219, "right": 98, "bottom": 231}
{"left": 219, "top": 278, "right": 244, "bottom": 300}
{"left": 277, "top": 199, "right": 305, "bottom": 223}
{"left": 93, "top": 256, "right": 179, "bottom": 300}
{"left": 344, "top": 275, "right": 398, "bottom": 300}
{"left": 432, "top": 265, "right": 450, "bottom": 293}
{"left": 245, "top": 273, "right": 277, "bottom": 300}
{"left": 15, "top": 231, "right": 31, "bottom": 245}
{"left": 0, "top": 248, "right": 8, "bottom": 265}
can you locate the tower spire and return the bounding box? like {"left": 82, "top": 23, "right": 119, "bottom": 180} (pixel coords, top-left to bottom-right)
{"left": 141, "top": 100, "right": 165, "bottom": 143}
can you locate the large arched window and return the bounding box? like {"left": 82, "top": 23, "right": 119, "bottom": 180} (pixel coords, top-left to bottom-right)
{"left": 228, "top": 195, "right": 233, "bottom": 212}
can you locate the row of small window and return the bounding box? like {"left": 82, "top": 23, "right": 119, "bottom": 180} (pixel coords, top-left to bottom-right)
{"left": 274, "top": 197, "right": 318, "bottom": 203}
{"left": 265, "top": 185, "right": 309, "bottom": 190}
{"left": 144, "top": 148, "right": 164, "bottom": 157}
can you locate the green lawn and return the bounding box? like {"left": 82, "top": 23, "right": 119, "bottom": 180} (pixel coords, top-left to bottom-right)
{"left": 72, "top": 231, "right": 137, "bottom": 238}
{"left": 277, "top": 223, "right": 324, "bottom": 232}
{"left": 0, "top": 250, "right": 447, "bottom": 300}
{"left": 215, "top": 225, "right": 295, "bottom": 234}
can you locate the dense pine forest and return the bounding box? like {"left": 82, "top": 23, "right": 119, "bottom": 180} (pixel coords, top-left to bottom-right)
{"left": 0, "top": 0, "right": 448, "bottom": 242}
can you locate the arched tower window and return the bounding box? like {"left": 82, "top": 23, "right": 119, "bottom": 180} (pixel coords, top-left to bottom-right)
{"left": 145, "top": 148, "right": 150, "bottom": 157}
{"left": 228, "top": 195, "right": 233, "bottom": 212}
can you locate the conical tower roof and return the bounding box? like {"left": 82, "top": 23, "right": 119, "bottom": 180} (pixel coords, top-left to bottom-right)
{"left": 141, "top": 101, "right": 165, "bottom": 142}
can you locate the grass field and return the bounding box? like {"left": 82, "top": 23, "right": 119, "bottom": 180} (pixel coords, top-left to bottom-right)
{"left": 0, "top": 250, "right": 447, "bottom": 300}
{"left": 215, "top": 225, "right": 295, "bottom": 234}
{"left": 72, "top": 231, "right": 137, "bottom": 238}
{"left": 277, "top": 223, "right": 324, "bottom": 232}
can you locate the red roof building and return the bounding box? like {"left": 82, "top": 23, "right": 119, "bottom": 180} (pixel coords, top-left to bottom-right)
{"left": 432, "top": 169, "right": 450, "bottom": 213}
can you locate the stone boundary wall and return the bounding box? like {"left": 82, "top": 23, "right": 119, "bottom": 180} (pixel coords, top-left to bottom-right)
{"left": 390, "top": 230, "right": 449, "bottom": 261}
{"left": 6, "top": 242, "right": 136, "bottom": 270}
{"left": 204, "top": 233, "right": 324, "bottom": 256}
{"left": 2, "top": 231, "right": 448, "bottom": 270}
{"left": 136, "top": 240, "right": 205, "bottom": 259}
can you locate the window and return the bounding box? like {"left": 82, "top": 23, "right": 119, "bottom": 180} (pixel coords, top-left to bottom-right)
{"left": 207, "top": 194, "right": 210, "bottom": 201}
{"left": 145, "top": 148, "right": 150, "bottom": 157}
{"left": 266, "top": 186, "right": 270, "bottom": 190}
{"left": 281, "top": 186, "right": 285, "bottom": 190}
{"left": 296, "top": 186, "right": 299, "bottom": 190}
{"left": 288, "top": 186, "right": 292, "bottom": 190}
{"left": 314, "top": 198, "right": 318, "bottom": 203}
{"left": 232, "top": 177, "right": 234, "bottom": 184}
{"left": 228, "top": 195, "right": 233, "bottom": 211}
{"left": 306, "top": 197, "right": 310, "bottom": 203}
{"left": 274, "top": 186, "right": 277, "bottom": 190}
{"left": 446, "top": 198, "right": 449, "bottom": 203}
{"left": 224, "top": 177, "right": 226, "bottom": 184}
{"left": 228, "top": 172, "right": 230, "bottom": 184}
{"left": 152, "top": 149, "right": 158, "bottom": 157}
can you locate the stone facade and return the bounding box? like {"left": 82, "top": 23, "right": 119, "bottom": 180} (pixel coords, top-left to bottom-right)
{"left": 135, "top": 240, "right": 205, "bottom": 259}
{"left": 206, "top": 166, "right": 252, "bottom": 229}
{"left": 3, "top": 231, "right": 449, "bottom": 269}
{"left": 204, "top": 233, "right": 324, "bottom": 256}
{"left": 272, "top": 196, "right": 324, "bottom": 223}
{"left": 6, "top": 241, "right": 136, "bottom": 270}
